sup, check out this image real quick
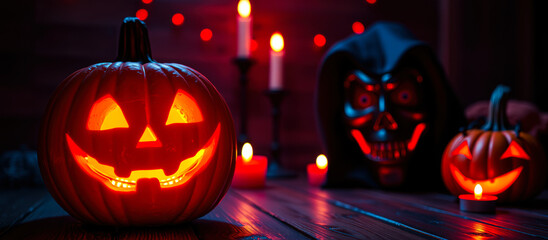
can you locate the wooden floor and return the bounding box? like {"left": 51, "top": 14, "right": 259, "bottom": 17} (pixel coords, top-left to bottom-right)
{"left": 1, "top": 178, "right": 548, "bottom": 240}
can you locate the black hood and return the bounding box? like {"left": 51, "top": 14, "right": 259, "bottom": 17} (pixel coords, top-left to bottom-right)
{"left": 316, "top": 22, "right": 465, "bottom": 189}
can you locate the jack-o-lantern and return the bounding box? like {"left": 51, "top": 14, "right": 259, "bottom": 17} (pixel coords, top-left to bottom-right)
{"left": 442, "top": 85, "right": 547, "bottom": 202}
{"left": 38, "top": 17, "right": 236, "bottom": 225}
{"left": 317, "top": 22, "right": 465, "bottom": 189}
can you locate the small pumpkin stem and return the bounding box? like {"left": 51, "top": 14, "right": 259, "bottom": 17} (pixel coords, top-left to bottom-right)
{"left": 515, "top": 123, "right": 521, "bottom": 138}
{"left": 115, "top": 17, "right": 155, "bottom": 63}
{"left": 459, "top": 126, "right": 467, "bottom": 136}
{"left": 482, "top": 85, "right": 511, "bottom": 131}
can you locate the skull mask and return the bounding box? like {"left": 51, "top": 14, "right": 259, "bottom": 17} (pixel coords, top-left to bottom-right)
{"left": 316, "top": 22, "right": 465, "bottom": 189}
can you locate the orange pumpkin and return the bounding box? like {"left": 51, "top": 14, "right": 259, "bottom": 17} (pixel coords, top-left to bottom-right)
{"left": 38, "top": 17, "right": 236, "bottom": 225}
{"left": 441, "top": 85, "right": 546, "bottom": 202}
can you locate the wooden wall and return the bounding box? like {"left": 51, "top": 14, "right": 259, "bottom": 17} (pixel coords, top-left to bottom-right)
{"left": 10, "top": 0, "right": 547, "bottom": 172}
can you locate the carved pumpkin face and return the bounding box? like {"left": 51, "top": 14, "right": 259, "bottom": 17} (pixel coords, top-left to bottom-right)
{"left": 38, "top": 18, "right": 236, "bottom": 226}
{"left": 66, "top": 89, "right": 220, "bottom": 192}
{"left": 441, "top": 85, "right": 546, "bottom": 202}
{"left": 343, "top": 67, "right": 428, "bottom": 186}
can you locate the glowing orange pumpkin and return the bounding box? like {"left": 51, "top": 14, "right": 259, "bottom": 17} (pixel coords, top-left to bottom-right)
{"left": 441, "top": 85, "right": 546, "bottom": 202}
{"left": 38, "top": 17, "right": 236, "bottom": 225}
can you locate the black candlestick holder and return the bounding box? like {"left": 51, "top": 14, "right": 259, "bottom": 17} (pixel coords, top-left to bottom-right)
{"left": 265, "top": 89, "right": 297, "bottom": 178}
{"left": 233, "top": 57, "right": 254, "bottom": 149}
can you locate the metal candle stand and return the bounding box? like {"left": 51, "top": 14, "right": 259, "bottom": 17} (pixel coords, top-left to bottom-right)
{"left": 233, "top": 57, "right": 254, "bottom": 148}
{"left": 265, "top": 90, "right": 297, "bottom": 178}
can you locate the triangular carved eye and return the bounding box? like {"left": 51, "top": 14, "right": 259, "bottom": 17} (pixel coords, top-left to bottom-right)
{"left": 501, "top": 141, "right": 530, "bottom": 160}
{"left": 452, "top": 141, "right": 472, "bottom": 160}
{"left": 87, "top": 95, "right": 129, "bottom": 131}
{"left": 166, "top": 89, "right": 203, "bottom": 125}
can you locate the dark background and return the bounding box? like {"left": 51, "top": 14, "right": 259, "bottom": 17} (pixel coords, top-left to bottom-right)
{"left": 1, "top": 0, "right": 546, "bottom": 171}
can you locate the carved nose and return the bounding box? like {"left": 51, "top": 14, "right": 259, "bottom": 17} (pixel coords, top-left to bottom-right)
{"left": 136, "top": 125, "right": 162, "bottom": 148}
{"left": 373, "top": 112, "right": 398, "bottom": 131}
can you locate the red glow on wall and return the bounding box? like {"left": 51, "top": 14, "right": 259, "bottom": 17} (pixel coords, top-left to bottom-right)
{"left": 136, "top": 9, "right": 148, "bottom": 21}
{"left": 200, "top": 28, "right": 213, "bottom": 42}
{"left": 142, "top": 0, "right": 153, "bottom": 4}
{"left": 172, "top": 13, "right": 185, "bottom": 26}
{"left": 352, "top": 21, "right": 365, "bottom": 34}
{"left": 366, "top": 0, "right": 376, "bottom": 4}
{"left": 314, "top": 34, "right": 326, "bottom": 47}
{"left": 250, "top": 39, "right": 258, "bottom": 52}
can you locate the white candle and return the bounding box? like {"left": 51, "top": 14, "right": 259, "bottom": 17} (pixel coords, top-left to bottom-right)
{"left": 237, "top": 0, "right": 251, "bottom": 58}
{"left": 269, "top": 32, "right": 284, "bottom": 90}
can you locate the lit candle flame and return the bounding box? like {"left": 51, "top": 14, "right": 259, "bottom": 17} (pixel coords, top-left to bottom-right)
{"left": 242, "top": 142, "right": 253, "bottom": 163}
{"left": 474, "top": 184, "right": 482, "bottom": 200}
{"left": 316, "top": 154, "right": 328, "bottom": 170}
{"left": 270, "top": 33, "right": 284, "bottom": 52}
{"left": 237, "top": 0, "right": 251, "bottom": 18}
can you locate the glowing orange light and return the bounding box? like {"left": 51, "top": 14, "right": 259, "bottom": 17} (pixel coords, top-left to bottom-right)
{"left": 250, "top": 39, "right": 258, "bottom": 52}
{"left": 500, "top": 141, "right": 530, "bottom": 160}
{"left": 242, "top": 142, "right": 253, "bottom": 163}
{"left": 366, "top": 0, "right": 376, "bottom": 4}
{"left": 87, "top": 95, "right": 129, "bottom": 131}
{"left": 316, "top": 154, "right": 328, "bottom": 170}
{"left": 352, "top": 21, "right": 365, "bottom": 34}
{"left": 452, "top": 141, "right": 473, "bottom": 159}
{"left": 136, "top": 125, "right": 162, "bottom": 148}
{"left": 314, "top": 34, "right": 326, "bottom": 47}
{"left": 270, "top": 33, "right": 284, "bottom": 52}
{"left": 136, "top": 9, "right": 148, "bottom": 21}
{"left": 474, "top": 184, "right": 482, "bottom": 200}
{"left": 450, "top": 164, "right": 523, "bottom": 195}
{"left": 237, "top": 0, "right": 251, "bottom": 18}
{"left": 200, "top": 28, "right": 213, "bottom": 41}
{"left": 407, "top": 123, "right": 426, "bottom": 151}
{"left": 166, "top": 89, "right": 203, "bottom": 125}
{"left": 351, "top": 129, "right": 371, "bottom": 154}
{"left": 172, "top": 13, "right": 184, "bottom": 26}
{"left": 66, "top": 124, "right": 221, "bottom": 192}
{"left": 142, "top": 0, "right": 153, "bottom": 4}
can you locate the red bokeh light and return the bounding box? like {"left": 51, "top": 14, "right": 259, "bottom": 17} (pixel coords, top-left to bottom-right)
{"left": 366, "top": 0, "right": 376, "bottom": 4}
{"left": 136, "top": 9, "right": 148, "bottom": 21}
{"left": 172, "top": 13, "right": 185, "bottom": 26}
{"left": 142, "top": 0, "right": 153, "bottom": 4}
{"left": 200, "top": 28, "right": 213, "bottom": 42}
{"left": 250, "top": 39, "right": 258, "bottom": 52}
{"left": 314, "top": 34, "right": 326, "bottom": 47}
{"left": 352, "top": 21, "right": 365, "bottom": 34}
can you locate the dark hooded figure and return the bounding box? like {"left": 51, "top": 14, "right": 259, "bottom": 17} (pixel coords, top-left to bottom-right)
{"left": 316, "top": 22, "right": 465, "bottom": 190}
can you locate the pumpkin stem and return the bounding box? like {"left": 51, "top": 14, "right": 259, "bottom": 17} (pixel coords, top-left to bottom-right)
{"left": 482, "top": 85, "right": 511, "bottom": 131}
{"left": 459, "top": 126, "right": 467, "bottom": 136}
{"left": 515, "top": 123, "right": 521, "bottom": 138}
{"left": 115, "top": 17, "right": 155, "bottom": 63}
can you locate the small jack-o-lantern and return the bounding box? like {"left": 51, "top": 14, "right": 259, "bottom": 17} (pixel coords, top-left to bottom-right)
{"left": 442, "top": 85, "right": 547, "bottom": 202}
{"left": 38, "top": 17, "right": 236, "bottom": 225}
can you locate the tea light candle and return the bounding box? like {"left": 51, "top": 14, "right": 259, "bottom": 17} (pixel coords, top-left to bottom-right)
{"left": 269, "top": 33, "right": 284, "bottom": 90}
{"left": 237, "top": 0, "right": 251, "bottom": 58}
{"left": 307, "top": 154, "right": 328, "bottom": 187}
{"left": 459, "top": 184, "right": 497, "bottom": 213}
{"left": 232, "top": 143, "right": 267, "bottom": 188}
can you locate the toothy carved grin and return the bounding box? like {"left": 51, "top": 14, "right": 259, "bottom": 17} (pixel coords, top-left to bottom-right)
{"left": 351, "top": 123, "right": 425, "bottom": 164}
{"left": 450, "top": 164, "right": 523, "bottom": 195}
{"left": 66, "top": 124, "right": 220, "bottom": 192}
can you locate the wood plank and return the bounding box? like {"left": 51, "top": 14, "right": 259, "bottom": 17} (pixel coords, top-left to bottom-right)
{"left": 193, "top": 189, "right": 311, "bottom": 240}
{"left": 349, "top": 189, "right": 548, "bottom": 238}
{"left": 2, "top": 196, "right": 199, "bottom": 240}
{"left": 0, "top": 188, "right": 48, "bottom": 236}
{"left": 234, "top": 185, "right": 434, "bottom": 239}
{"left": 2, "top": 189, "right": 308, "bottom": 240}
{"left": 274, "top": 178, "right": 548, "bottom": 240}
